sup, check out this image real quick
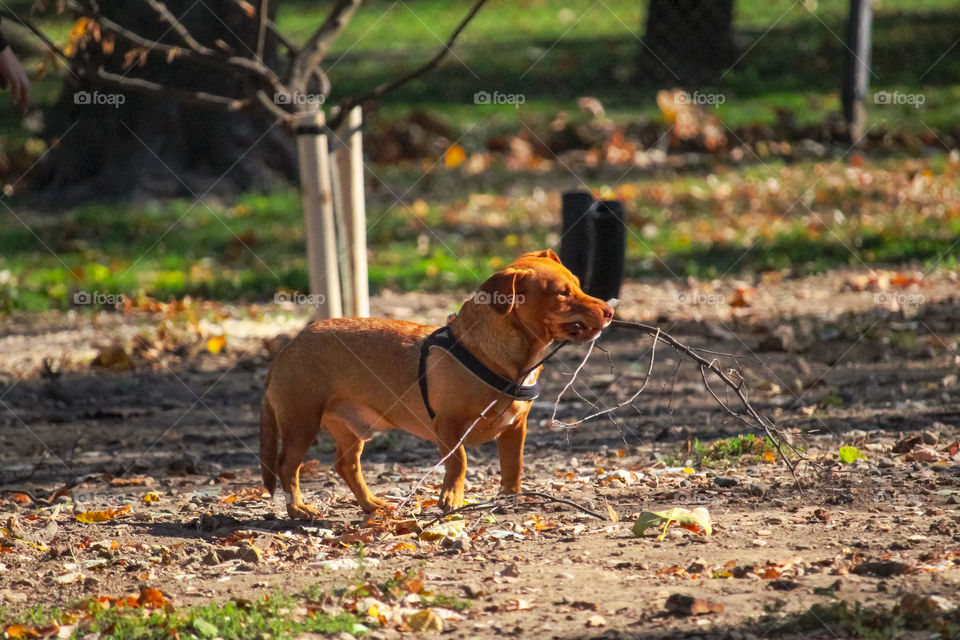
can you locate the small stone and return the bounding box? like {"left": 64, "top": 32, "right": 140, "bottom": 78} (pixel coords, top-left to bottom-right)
{"left": 686, "top": 560, "right": 707, "bottom": 574}
{"left": 202, "top": 550, "right": 221, "bottom": 566}
{"left": 585, "top": 615, "right": 606, "bottom": 627}
{"left": 746, "top": 481, "right": 771, "bottom": 497}
{"left": 921, "top": 431, "right": 939, "bottom": 445}
{"left": 878, "top": 457, "right": 896, "bottom": 469}
{"left": 714, "top": 476, "right": 739, "bottom": 488}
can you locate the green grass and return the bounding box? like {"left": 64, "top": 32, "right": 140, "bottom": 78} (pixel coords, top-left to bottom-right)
{"left": 690, "top": 434, "right": 779, "bottom": 467}
{"left": 2, "top": 153, "right": 958, "bottom": 311}
{"left": 0, "top": 2, "right": 958, "bottom": 310}
{"left": 2, "top": 0, "right": 959, "bottom": 144}
{"left": 1, "top": 589, "right": 367, "bottom": 640}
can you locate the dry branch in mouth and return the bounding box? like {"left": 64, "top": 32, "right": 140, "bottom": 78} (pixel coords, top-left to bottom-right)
{"left": 550, "top": 319, "right": 809, "bottom": 492}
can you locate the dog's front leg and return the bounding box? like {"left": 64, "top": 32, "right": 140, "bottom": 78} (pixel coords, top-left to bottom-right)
{"left": 436, "top": 421, "right": 467, "bottom": 511}
{"left": 497, "top": 418, "right": 526, "bottom": 494}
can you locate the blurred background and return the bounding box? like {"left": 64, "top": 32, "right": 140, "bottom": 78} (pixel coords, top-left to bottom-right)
{"left": 0, "top": 0, "right": 957, "bottom": 310}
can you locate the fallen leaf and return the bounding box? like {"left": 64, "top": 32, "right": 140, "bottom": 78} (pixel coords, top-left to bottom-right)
{"left": 137, "top": 587, "right": 169, "bottom": 609}
{"left": 419, "top": 519, "right": 465, "bottom": 541}
{"left": 838, "top": 446, "right": 865, "bottom": 464}
{"left": 406, "top": 608, "right": 443, "bottom": 632}
{"left": 444, "top": 144, "right": 466, "bottom": 169}
{"left": 893, "top": 435, "right": 921, "bottom": 454}
{"left": 633, "top": 507, "right": 712, "bottom": 540}
{"left": 142, "top": 492, "right": 160, "bottom": 503}
{"left": 206, "top": 335, "right": 227, "bottom": 354}
{"left": 91, "top": 345, "right": 133, "bottom": 371}
{"left": 75, "top": 505, "right": 131, "bottom": 523}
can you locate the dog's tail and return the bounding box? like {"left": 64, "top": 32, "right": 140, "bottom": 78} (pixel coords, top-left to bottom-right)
{"left": 259, "top": 391, "right": 279, "bottom": 495}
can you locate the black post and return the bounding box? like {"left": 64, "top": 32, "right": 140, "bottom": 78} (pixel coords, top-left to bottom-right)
{"left": 842, "top": 0, "right": 873, "bottom": 145}
{"left": 584, "top": 200, "right": 626, "bottom": 302}
{"left": 559, "top": 191, "right": 596, "bottom": 283}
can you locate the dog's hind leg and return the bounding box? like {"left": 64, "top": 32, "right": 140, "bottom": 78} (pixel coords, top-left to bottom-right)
{"left": 325, "top": 416, "right": 388, "bottom": 513}
{"left": 276, "top": 418, "right": 324, "bottom": 521}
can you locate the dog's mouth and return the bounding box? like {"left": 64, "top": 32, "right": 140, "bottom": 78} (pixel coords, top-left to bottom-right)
{"left": 562, "top": 321, "right": 602, "bottom": 341}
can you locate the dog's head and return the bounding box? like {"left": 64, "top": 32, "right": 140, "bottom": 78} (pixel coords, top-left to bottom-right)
{"left": 473, "top": 249, "right": 614, "bottom": 342}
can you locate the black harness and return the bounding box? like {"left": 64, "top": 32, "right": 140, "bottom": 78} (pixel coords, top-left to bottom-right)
{"left": 417, "top": 325, "right": 543, "bottom": 419}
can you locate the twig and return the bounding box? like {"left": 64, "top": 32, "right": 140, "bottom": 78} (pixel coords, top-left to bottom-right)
{"left": 227, "top": 0, "right": 299, "bottom": 55}
{"left": 96, "top": 68, "right": 251, "bottom": 110}
{"left": 417, "top": 491, "right": 606, "bottom": 530}
{"left": 327, "top": 0, "right": 489, "bottom": 130}
{"left": 143, "top": 0, "right": 214, "bottom": 55}
{"left": 65, "top": 0, "right": 284, "bottom": 93}
{"left": 256, "top": 0, "right": 269, "bottom": 60}
{"left": 608, "top": 320, "right": 806, "bottom": 492}
{"left": 396, "top": 399, "right": 497, "bottom": 514}
{"left": 548, "top": 338, "right": 595, "bottom": 427}
{"left": 551, "top": 328, "right": 659, "bottom": 429}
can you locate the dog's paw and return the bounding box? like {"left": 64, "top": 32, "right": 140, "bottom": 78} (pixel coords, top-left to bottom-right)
{"left": 286, "top": 502, "right": 322, "bottom": 521}
{"left": 438, "top": 490, "right": 463, "bottom": 512}
{"left": 359, "top": 496, "right": 392, "bottom": 514}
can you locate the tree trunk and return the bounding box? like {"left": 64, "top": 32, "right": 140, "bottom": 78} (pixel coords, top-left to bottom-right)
{"left": 640, "top": 0, "right": 736, "bottom": 87}
{"left": 33, "top": 0, "right": 296, "bottom": 203}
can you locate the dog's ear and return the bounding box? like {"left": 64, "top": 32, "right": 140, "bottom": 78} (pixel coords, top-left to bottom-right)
{"left": 523, "top": 249, "right": 562, "bottom": 264}
{"left": 476, "top": 268, "right": 532, "bottom": 315}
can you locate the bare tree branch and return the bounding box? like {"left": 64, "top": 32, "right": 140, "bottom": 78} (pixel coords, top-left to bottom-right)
{"left": 609, "top": 319, "right": 807, "bottom": 492}
{"left": 65, "top": 0, "right": 284, "bottom": 95}
{"left": 328, "top": 0, "right": 489, "bottom": 130}
{"left": 256, "top": 0, "right": 269, "bottom": 60}
{"left": 96, "top": 68, "right": 252, "bottom": 110}
{"left": 290, "top": 0, "right": 363, "bottom": 92}
{"left": 143, "top": 0, "right": 214, "bottom": 55}
{"left": 227, "top": 0, "right": 299, "bottom": 55}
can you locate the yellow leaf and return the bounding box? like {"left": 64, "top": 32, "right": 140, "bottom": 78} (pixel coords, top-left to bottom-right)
{"left": 632, "top": 507, "right": 712, "bottom": 539}
{"left": 764, "top": 450, "right": 776, "bottom": 463}
{"left": 142, "top": 492, "right": 160, "bottom": 503}
{"left": 419, "top": 518, "right": 465, "bottom": 541}
{"left": 444, "top": 144, "right": 466, "bottom": 169}
{"left": 407, "top": 609, "right": 443, "bottom": 632}
{"left": 411, "top": 199, "right": 429, "bottom": 217}
{"left": 75, "top": 505, "right": 131, "bottom": 523}
{"left": 682, "top": 467, "right": 694, "bottom": 474}
{"left": 207, "top": 335, "right": 227, "bottom": 354}
{"left": 367, "top": 604, "right": 380, "bottom": 618}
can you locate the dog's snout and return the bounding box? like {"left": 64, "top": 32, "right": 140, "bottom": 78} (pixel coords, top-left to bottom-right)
{"left": 601, "top": 303, "right": 614, "bottom": 322}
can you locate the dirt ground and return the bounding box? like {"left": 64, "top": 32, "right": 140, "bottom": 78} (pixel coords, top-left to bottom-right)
{"left": 1, "top": 266, "right": 959, "bottom": 639}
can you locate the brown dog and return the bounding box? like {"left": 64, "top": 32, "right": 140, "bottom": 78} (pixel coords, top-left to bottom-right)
{"left": 259, "top": 250, "right": 613, "bottom": 519}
